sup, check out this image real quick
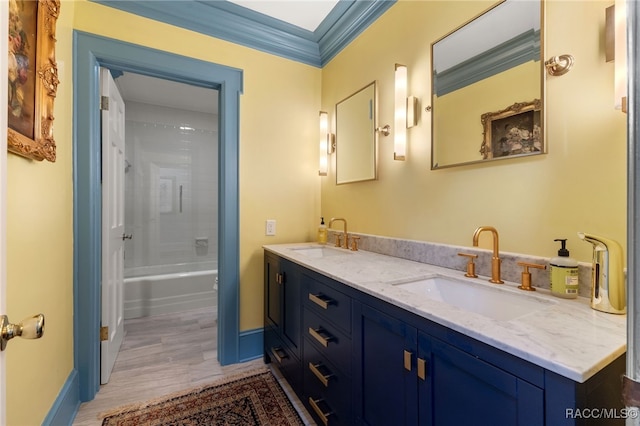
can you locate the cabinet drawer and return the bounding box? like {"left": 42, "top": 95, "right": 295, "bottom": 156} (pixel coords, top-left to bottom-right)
{"left": 264, "top": 326, "right": 302, "bottom": 395}
{"left": 304, "top": 308, "right": 351, "bottom": 376}
{"left": 303, "top": 338, "right": 352, "bottom": 423}
{"left": 304, "top": 274, "right": 352, "bottom": 334}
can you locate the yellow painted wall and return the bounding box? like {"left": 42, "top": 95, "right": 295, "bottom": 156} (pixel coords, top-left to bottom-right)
{"left": 321, "top": 0, "right": 626, "bottom": 263}
{"left": 7, "top": 1, "right": 320, "bottom": 423}
{"left": 6, "top": 1, "right": 75, "bottom": 425}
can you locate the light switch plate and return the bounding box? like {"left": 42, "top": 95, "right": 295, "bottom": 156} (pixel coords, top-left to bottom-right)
{"left": 266, "top": 219, "right": 276, "bottom": 236}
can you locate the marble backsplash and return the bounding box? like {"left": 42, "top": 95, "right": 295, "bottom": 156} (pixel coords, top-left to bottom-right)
{"left": 327, "top": 231, "right": 594, "bottom": 297}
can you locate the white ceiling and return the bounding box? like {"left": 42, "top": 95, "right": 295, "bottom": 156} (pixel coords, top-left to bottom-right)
{"left": 115, "top": 1, "right": 339, "bottom": 114}
{"left": 227, "top": 0, "right": 339, "bottom": 32}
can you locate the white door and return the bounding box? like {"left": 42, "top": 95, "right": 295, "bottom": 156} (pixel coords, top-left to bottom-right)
{"left": 1, "top": 1, "right": 9, "bottom": 421}
{"left": 100, "top": 68, "right": 126, "bottom": 384}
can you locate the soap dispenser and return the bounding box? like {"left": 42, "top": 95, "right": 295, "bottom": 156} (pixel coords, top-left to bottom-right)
{"left": 317, "top": 217, "right": 327, "bottom": 244}
{"left": 549, "top": 239, "right": 579, "bottom": 299}
{"left": 577, "top": 232, "right": 626, "bottom": 314}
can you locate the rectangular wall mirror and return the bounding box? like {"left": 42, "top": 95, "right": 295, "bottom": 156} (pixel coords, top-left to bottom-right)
{"left": 336, "top": 81, "right": 378, "bottom": 184}
{"left": 431, "top": 0, "right": 544, "bottom": 169}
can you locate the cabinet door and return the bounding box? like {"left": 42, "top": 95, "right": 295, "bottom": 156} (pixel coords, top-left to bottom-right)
{"left": 281, "top": 259, "right": 301, "bottom": 354}
{"left": 356, "top": 304, "right": 418, "bottom": 426}
{"left": 419, "top": 335, "right": 543, "bottom": 426}
{"left": 264, "top": 253, "right": 281, "bottom": 329}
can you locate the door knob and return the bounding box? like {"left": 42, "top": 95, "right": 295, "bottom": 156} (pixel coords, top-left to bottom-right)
{"left": 122, "top": 233, "right": 133, "bottom": 240}
{"left": 1, "top": 314, "right": 45, "bottom": 351}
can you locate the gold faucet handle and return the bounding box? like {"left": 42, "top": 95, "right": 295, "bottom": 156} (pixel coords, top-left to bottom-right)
{"left": 517, "top": 261, "right": 546, "bottom": 291}
{"left": 350, "top": 236, "right": 360, "bottom": 251}
{"left": 458, "top": 253, "right": 478, "bottom": 278}
{"left": 334, "top": 234, "right": 342, "bottom": 248}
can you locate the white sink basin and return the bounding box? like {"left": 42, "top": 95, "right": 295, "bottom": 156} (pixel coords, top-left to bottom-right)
{"left": 394, "top": 275, "right": 555, "bottom": 321}
{"left": 289, "top": 245, "right": 350, "bottom": 258}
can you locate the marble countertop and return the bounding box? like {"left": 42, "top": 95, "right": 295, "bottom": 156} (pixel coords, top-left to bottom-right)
{"left": 264, "top": 242, "right": 627, "bottom": 383}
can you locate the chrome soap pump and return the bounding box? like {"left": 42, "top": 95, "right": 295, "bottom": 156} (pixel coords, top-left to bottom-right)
{"left": 577, "top": 232, "right": 626, "bottom": 314}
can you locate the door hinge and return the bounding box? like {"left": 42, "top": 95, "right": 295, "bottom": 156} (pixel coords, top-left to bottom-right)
{"left": 100, "top": 96, "right": 109, "bottom": 111}
{"left": 100, "top": 326, "right": 109, "bottom": 341}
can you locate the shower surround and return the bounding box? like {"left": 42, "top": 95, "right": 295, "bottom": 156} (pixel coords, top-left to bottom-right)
{"left": 123, "top": 101, "right": 218, "bottom": 318}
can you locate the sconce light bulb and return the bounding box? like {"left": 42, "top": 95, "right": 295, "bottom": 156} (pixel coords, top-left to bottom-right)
{"left": 394, "top": 64, "right": 408, "bottom": 160}
{"left": 319, "top": 111, "right": 329, "bottom": 175}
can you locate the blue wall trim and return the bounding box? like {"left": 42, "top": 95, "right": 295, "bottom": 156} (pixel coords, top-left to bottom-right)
{"left": 73, "top": 30, "right": 242, "bottom": 402}
{"left": 238, "top": 328, "right": 264, "bottom": 362}
{"left": 91, "top": 0, "right": 396, "bottom": 67}
{"left": 42, "top": 369, "right": 80, "bottom": 426}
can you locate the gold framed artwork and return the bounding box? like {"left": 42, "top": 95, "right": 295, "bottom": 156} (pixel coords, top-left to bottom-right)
{"left": 8, "top": 0, "right": 60, "bottom": 162}
{"left": 479, "top": 99, "right": 542, "bottom": 160}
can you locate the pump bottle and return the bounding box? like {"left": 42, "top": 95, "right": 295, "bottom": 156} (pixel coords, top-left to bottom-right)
{"left": 317, "top": 217, "right": 327, "bottom": 244}
{"left": 549, "top": 238, "right": 579, "bottom": 299}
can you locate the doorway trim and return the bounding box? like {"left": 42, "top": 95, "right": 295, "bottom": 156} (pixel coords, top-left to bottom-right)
{"left": 73, "top": 31, "right": 243, "bottom": 401}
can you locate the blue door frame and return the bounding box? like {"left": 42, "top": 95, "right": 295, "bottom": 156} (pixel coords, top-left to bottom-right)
{"left": 73, "top": 31, "right": 243, "bottom": 401}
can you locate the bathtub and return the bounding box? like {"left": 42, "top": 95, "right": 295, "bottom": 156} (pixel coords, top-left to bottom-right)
{"left": 124, "top": 262, "right": 217, "bottom": 319}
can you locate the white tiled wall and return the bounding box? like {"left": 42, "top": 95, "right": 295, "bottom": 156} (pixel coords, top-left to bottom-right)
{"left": 124, "top": 101, "right": 219, "bottom": 270}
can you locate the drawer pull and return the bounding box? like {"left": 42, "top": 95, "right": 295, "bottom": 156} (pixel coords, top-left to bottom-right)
{"left": 309, "top": 362, "right": 334, "bottom": 387}
{"left": 417, "top": 357, "right": 427, "bottom": 380}
{"left": 309, "top": 293, "right": 334, "bottom": 309}
{"left": 308, "top": 397, "right": 333, "bottom": 426}
{"left": 308, "top": 327, "right": 334, "bottom": 347}
{"left": 404, "top": 350, "right": 412, "bottom": 371}
{"left": 269, "top": 346, "right": 288, "bottom": 364}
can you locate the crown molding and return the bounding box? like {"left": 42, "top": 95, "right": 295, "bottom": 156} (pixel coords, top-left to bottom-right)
{"left": 92, "top": 0, "right": 396, "bottom": 68}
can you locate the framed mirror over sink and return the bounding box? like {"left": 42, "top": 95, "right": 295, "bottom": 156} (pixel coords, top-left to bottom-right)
{"left": 335, "top": 81, "right": 378, "bottom": 184}
{"left": 430, "top": 0, "right": 545, "bottom": 169}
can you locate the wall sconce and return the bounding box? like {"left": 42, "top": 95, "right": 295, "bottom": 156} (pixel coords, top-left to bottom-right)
{"left": 318, "top": 111, "right": 335, "bottom": 176}
{"left": 606, "top": 1, "right": 627, "bottom": 112}
{"left": 393, "top": 64, "right": 419, "bottom": 161}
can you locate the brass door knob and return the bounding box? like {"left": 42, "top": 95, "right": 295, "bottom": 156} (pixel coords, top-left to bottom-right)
{"left": 1, "top": 314, "right": 45, "bottom": 351}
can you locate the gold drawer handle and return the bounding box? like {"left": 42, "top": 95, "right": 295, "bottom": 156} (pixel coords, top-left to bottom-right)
{"left": 309, "top": 362, "right": 334, "bottom": 387}
{"left": 417, "top": 357, "right": 427, "bottom": 380}
{"left": 308, "top": 397, "right": 333, "bottom": 426}
{"left": 308, "top": 327, "right": 334, "bottom": 347}
{"left": 309, "top": 293, "right": 334, "bottom": 309}
{"left": 404, "top": 350, "right": 412, "bottom": 371}
{"left": 269, "top": 346, "right": 288, "bottom": 364}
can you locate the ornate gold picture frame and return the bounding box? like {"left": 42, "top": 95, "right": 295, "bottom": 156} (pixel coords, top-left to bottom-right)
{"left": 8, "top": 0, "right": 60, "bottom": 162}
{"left": 480, "top": 99, "right": 542, "bottom": 161}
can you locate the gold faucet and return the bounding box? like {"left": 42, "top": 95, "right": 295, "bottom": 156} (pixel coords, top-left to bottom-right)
{"left": 472, "top": 226, "right": 504, "bottom": 284}
{"left": 328, "top": 217, "right": 348, "bottom": 248}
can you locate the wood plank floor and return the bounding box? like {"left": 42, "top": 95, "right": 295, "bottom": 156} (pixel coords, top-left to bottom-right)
{"left": 72, "top": 307, "right": 314, "bottom": 425}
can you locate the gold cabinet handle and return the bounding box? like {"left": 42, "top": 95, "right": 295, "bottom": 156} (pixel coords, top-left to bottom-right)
{"left": 308, "top": 397, "right": 333, "bottom": 426}
{"left": 309, "top": 362, "right": 334, "bottom": 387}
{"left": 308, "top": 327, "right": 334, "bottom": 347}
{"left": 417, "top": 357, "right": 427, "bottom": 380}
{"left": 308, "top": 293, "right": 334, "bottom": 309}
{"left": 404, "top": 350, "right": 412, "bottom": 371}
{"left": 269, "top": 346, "right": 288, "bottom": 364}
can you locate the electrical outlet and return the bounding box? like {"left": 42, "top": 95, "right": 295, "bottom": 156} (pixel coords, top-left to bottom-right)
{"left": 266, "top": 219, "right": 276, "bottom": 236}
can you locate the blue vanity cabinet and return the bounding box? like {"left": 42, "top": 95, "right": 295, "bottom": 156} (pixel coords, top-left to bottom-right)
{"left": 264, "top": 252, "right": 302, "bottom": 394}
{"left": 264, "top": 251, "right": 626, "bottom": 426}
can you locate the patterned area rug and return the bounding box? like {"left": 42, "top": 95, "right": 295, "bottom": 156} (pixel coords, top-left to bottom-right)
{"left": 100, "top": 368, "right": 304, "bottom": 425}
